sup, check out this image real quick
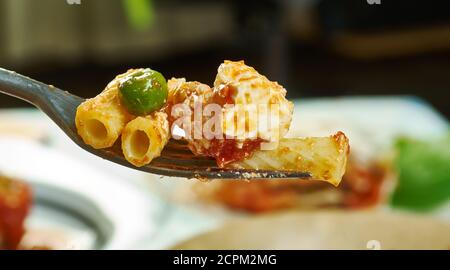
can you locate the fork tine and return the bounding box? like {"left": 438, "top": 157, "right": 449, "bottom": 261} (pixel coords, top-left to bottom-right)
{"left": 153, "top": 156, "right": 217, "bottom": 168}
{"left": 144, "top": 163, "right": 312, "bottom": 180}
{"left": 76, "top": 128, "right": 312, "bottom": 179}
{"left": 144, "top": 139, "right": 312, "bottom": 180}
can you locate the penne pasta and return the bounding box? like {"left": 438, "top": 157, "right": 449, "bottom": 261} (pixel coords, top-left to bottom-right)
{"left": 228, "top": 132, "right": 350, "bottom": 186}
{"left": 121, "top": 112, "right": 170, "bottom": 167}
{"left": 75, "top": 70, "right": 135, "bottom": 149}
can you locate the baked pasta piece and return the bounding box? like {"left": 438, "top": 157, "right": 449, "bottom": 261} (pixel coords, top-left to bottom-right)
{"left": 166, "top": 78, "right": 215, "bottom": 153}
{"left": 121, "top": 112, "right": 169, "bottom": 167}
{"left": 75, "top": 70, "right": 134, "bottom": 149}
{"left": 167, "top": 77, "right": 264, "bottom": 167}
{"left": 229, "top": 132, "right": 350, "bottom": 186}
{"left": 214, "top": 60, "right": 294, "bottom": 141}
{"left": 167, "top": 61, "right": 295, "bottom": 167}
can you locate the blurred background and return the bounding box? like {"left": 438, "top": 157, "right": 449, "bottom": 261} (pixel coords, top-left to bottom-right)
{"left": 1, "top": 0, "right": 450, "bottom": 118}
{"left": 0, "top": 0, "right": 449, "bottom": 250}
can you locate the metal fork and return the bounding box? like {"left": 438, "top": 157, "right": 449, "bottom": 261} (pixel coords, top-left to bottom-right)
{"left": 0, "top": 68, "right": 311, "bottom": 180}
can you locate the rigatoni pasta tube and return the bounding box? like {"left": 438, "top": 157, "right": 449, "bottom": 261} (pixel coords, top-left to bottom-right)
{"left": 121, "top": 112, "right": 170, "bottom": 167}
{"left": 75, "top": 70, "right": 134, "bottom": 149}
{"left": 229, "top": 132, "right": 350, "bottom": 186}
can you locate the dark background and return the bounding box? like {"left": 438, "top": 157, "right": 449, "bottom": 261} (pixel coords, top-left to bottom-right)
{"left": 1, "top": 0, "right": 449, "bottom": 118}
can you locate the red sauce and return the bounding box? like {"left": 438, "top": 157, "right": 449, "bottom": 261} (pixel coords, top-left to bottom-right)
{"left": 207, "top": 138, "right": 264, "bottom": 167}
{"left": 167, "top": 83, "right": 262, "bottom": 167}
{"left": 207, "top": 84, "right": 263, "bottom": 166}
{"left": 212, "top": 84, "right": 236, "bottom": 105}
{"left": 342, "top": 164, "right": 385, "bottom": 208}
{"left": 0, "top": 177, "right": 32, "bottom": 250}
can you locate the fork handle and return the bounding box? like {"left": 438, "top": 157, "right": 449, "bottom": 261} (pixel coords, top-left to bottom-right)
{"left": 0, "top": 68, "right": 52, "bottom": 107}
{"left": 0, "top": 68, "right": 84, "bottom": 138}
{"left": 0, "top": 68, "right": 82, "bottom": 110}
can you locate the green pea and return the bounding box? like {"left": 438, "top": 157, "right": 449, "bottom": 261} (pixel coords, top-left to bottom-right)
{"left": 119, "top": 68, "right": 168, "bottom": 116}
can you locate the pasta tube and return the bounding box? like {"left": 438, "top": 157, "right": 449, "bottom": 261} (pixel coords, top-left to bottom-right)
{"left": 75, "top": 70, "right": 134, "bottom": 149}
{"left": 121, "top": 112, "right": 170, "bottom": 167}
{"left": 228, "top": 132, "right": 350, "bottom": 186}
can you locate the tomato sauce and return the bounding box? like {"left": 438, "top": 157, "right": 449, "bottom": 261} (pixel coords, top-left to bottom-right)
{"left": 167, "top": 82, "right": 262, "bottom": 167}
{"left": 212, "top": 84, "right": 236, "bottom": 105}
{"left": 0, "top": 177, "right": 32, "bottom": 250}
{"left": 207, "top": 84, "right": 263, "bottom": 166}
{"left": 342, "top": 164, "right": 385, "bottom": 208}
{"left": 207, "top": 138, "right": 264, "bottom": 167}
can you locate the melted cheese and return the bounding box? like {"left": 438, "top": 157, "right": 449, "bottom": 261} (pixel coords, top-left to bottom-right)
{"left": 214, "top": 60, "right": 294, "bottom": 142}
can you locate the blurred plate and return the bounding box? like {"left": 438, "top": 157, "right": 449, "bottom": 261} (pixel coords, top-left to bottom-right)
{"left": 173, "top": 210, "right": 450, "bottom": 250}
{"left": 21, "top": 183, "right": 112, "bottom": 249}
{"left": 0, "top": 138, "right": 169, "bottom": 249}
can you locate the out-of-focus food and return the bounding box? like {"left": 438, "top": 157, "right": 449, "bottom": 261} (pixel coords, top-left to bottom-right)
{"left": 391, "top": 134, "right": 450, "bottom": 210}
{"left": 0, "top": 175, "right": 32, "bottom": 250}
{"left": 201, "top": 158, "right": 390, "bottom": 213}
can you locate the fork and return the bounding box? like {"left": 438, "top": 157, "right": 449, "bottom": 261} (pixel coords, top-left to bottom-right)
{"left": 0, "top": 68, "right": 311, "bottom": 180}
